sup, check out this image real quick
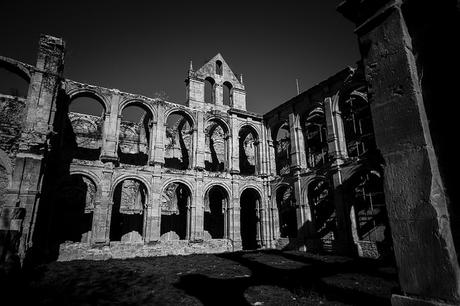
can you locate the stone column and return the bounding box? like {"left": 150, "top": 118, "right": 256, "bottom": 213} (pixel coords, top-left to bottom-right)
{"left": 194, "top": 112, "right": 205, "bottom": 170}
{"left": 289, "top": 112, "right": 307, "bottom": 171}
{"left": 192, "top": 174, "right": 204, "bottom": 240}
{"left": 339, "top": 1, "right": 460, "bottom": 305}
{"left": 148, "top": 120, "right": 158, "bottom": 166}
{"left": 100, "top": 93, "right": 120, "bottom": 162}
{"left": 230, "top": 180, "right": 241, "bottom": 250}
{"left": 92, "top": 168, "right": 113, "bottom": 244}
{"left": 266, "top": 126, "right": 277, "bottom": 176}
{"left": 324, "top": 96, "right": 347, "bottom": 163}
{"left": 150, "top": 173, "right": 162, "bottom": 241}
{"left": 153, "top": 104, "right": 166, "bottom": 165}
{"left": 230, "top": 115, "right": 240, "bottom": 174}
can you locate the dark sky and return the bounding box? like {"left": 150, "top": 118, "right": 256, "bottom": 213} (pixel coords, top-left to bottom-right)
{"left": 0, "top": 1, "right": 359, "bottom": 114}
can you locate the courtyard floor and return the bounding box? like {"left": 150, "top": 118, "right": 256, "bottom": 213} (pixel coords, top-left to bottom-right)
{"left": 6, "top": 250, "right": 398, "bottom": 305}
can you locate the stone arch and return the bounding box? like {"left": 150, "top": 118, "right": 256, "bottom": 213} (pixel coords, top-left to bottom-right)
{"left": 111, "top": 174, "right": 152, "bottom": 201}
{"left": 0, "top": 57, "right": 31, "bottom": 98}
{"left": 204, "top": 117, "right": 230, "bottom": 172}
{"left": 160, "top": 181, "right": 193, "bottom": 240}
{"left": 69, "top": 169, "right": 102, "bottom": 200}
{"left": 204, "top": 184, "right": 230, "bottom": 239}
{"left": 164, "top": 109, "right": 195, "bottom": 170}
{"left": 164, "top": 108, "right": 196, "bottom": 128}
{"left": 238, "top": 124, "right": 260, "bottom": 175}
{"left": 67, "top": 89, "right": 110, "bottom": 114}
{"left": 118, "top": 99, "right": 155, "bottom": 166}
{"left": 239, "top": 184, "right": 263, "bottom": 200}
{"left": 240, "top": 187, "right": 262, "bottom": 250}
{"left": 110, "top": 177, "right": 148, "bottom": 242}
{"left": 0, "top": 56, "right": 32, "bottom": 81}
{"left": 118, "top": 98, "right": 157, "bottom": 122}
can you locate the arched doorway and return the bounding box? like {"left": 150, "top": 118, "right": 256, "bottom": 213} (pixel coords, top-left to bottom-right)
{"left": 240, "top": 188, "right": 260, "bottom": 250}
{"left": 276, "top": 185, "right": 297, "bottom": 238}
{"left": 160, "top": 182, "right": 191, "bottom": 240}
{"left": 204, "top": 185, "right": 228, "bottom": 239}
{"left": 110, "top": 179, "right": 147, "bottom": 243}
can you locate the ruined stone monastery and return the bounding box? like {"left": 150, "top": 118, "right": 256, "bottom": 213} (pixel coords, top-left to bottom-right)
{"left": 0, "top": 34, "right": 388, "bottom": 261}
{"left": 1, "top": 1, "right": 460, "bottom": 304}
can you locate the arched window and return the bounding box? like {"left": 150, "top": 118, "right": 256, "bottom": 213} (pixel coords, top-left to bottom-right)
{"left": 118, "top": 103, "right": 153, "bottom": 166}
{"left": 350, "top": 171, "right": 386, "bottom": 242}
{"left": 110, "top": 178, "right": 147, "bottom": 242}
{"left": 274, "top": 122, "right": 290, "bottom": 175}
{"left": 204, "top": 119, "right": 228, "bottom": 172}
{"left": 304, "top": 107, "right": 328, "bottom": 168}
{"left": 216, "top": 60, "right": 223, "bottom": 76}
{"left": 165, "top": 112, "right": 194, "bottom": 170}
{"left": 276, "top": 185, "right": 297, "bottom": 238}
{"left": 69, "top": 95, "right": 105, "bottom": 161}
{"left": 223, "top": 81, "right": 232, "bottom": 106}
{"left": 308, "top": 180, "right": 336, "bottom": 250}
{"left": 239, "top": 126, "right": 259, "bottom": 175}
{"left": 161, "top": 182, "right": 191, "bottom": 240}
{"left": 340, "top": 89, "right": 376, "bottom": 158}
{"left": 204, "top": 77, "right": 215, "bottom": 103}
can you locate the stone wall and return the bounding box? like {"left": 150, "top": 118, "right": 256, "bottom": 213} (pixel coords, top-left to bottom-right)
{"left": 58, "top": 239, "right": 234, "bottom": 261}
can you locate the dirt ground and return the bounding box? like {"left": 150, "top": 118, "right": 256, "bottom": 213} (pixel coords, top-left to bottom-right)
{"left": 3, "top": 250, "right": 399, "bottom": 305}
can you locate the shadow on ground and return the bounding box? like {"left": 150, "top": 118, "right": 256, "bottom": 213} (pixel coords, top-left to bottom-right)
{"left": 2, "top": 250, "right": 398, "bottom": 305}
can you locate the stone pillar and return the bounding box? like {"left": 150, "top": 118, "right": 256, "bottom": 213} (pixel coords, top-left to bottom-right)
{"left": 100, "top": 94, "right": 120, "bottom": 162}
{"left": 266, "top": 126, "right": 277, "bottom": 176}
{"left": 230, "top": 180, "right": 242, "bottom": 250}
{"left": 339, "top": 1, "right": 460, "bottom": 305}
{"left": 148, "top": 120, "right": 158, "bottom": 165}
{"left": 289, "top": 112, "right": 307, "bottom": 171}
{"left": 192, "top": 174, "right": 204, "bottom": 240}
{"left": 153, "top": 104, "right": 166, "bottom": 165}
{"left": 195, "top": 112, "right": 205, "bottom": 170}
{"left": 230, "top": 115, "right": 240, "bottom": 174}
{"left": 4, "top": 35, "right": 65, "bottom": 259}
{"left": 92, "top": 168, "right": 113, "bottom": 244}
{"left": 215, "top": 83, "right": 223, "bottom": 106}
{"left": 293, "top": 175, "right": 307, "bottom": 251}
{"left": 150, "top": 172, "right": 162, "bottom": 241}
{"left": 324, "top": 96, "right": 347, "bottom": 163}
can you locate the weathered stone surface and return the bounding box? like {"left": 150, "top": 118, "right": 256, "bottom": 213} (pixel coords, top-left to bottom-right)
{"left": 57, "top": 239, "right": 233, "bottom": 261}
